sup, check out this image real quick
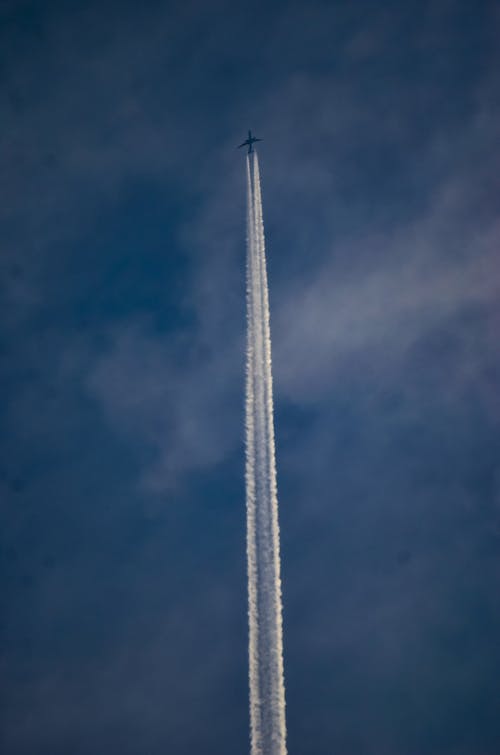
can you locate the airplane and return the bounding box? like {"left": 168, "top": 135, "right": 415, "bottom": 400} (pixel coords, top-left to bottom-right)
{"left": 238, "top": 130, "right": 263, "bottom": 154}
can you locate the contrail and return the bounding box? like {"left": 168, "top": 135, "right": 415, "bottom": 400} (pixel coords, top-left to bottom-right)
{"left": 245, "top": 151, "right": 287, "bottom": 755}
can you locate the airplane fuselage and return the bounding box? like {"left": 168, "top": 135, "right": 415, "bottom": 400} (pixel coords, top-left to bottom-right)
{"left": 238, "top": 130, "right": 263, "bottom": 154}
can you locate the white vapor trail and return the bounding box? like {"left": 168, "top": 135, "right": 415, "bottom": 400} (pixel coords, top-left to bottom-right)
{"left": 245, "top": 151, "right": 287, "bottom": 755}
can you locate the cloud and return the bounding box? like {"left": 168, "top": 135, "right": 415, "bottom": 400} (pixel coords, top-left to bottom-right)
{"left": 83, "top": 76, "right": 500, "bottom": 489}
{"left": 85, "top": 320, "right": 242, "bottom": 494}
{"left": 2, "top": 2, "right": 500, "bottom": 753}
{"left": 273, "top": 177, "right": 500, "bottom": 403}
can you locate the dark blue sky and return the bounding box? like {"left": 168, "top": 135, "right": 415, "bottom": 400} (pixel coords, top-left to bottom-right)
{"left": 1, "top": 1, "right": 499, "bottom": 753}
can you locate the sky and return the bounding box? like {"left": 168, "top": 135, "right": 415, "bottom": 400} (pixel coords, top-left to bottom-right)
{"left": 1, "top": 0, "right": 499, "bottom": 753}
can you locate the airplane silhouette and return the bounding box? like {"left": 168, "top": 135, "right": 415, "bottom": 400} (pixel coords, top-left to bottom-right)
{"left": 238, "top": 130, "right": 263, "bottom": 154}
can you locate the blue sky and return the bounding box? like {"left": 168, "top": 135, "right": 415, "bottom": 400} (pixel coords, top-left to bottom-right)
{"left": 1, "top": 1, "right": 499, "bottom": 753}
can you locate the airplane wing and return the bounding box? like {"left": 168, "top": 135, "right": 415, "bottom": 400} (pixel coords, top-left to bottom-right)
{"left": 238, "top": 141, "right": 247, "bottom": 148}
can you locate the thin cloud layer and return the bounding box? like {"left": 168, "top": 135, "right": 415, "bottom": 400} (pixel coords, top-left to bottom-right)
{"left": 1, "top": 1, "right": 499, "bottom": 754}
